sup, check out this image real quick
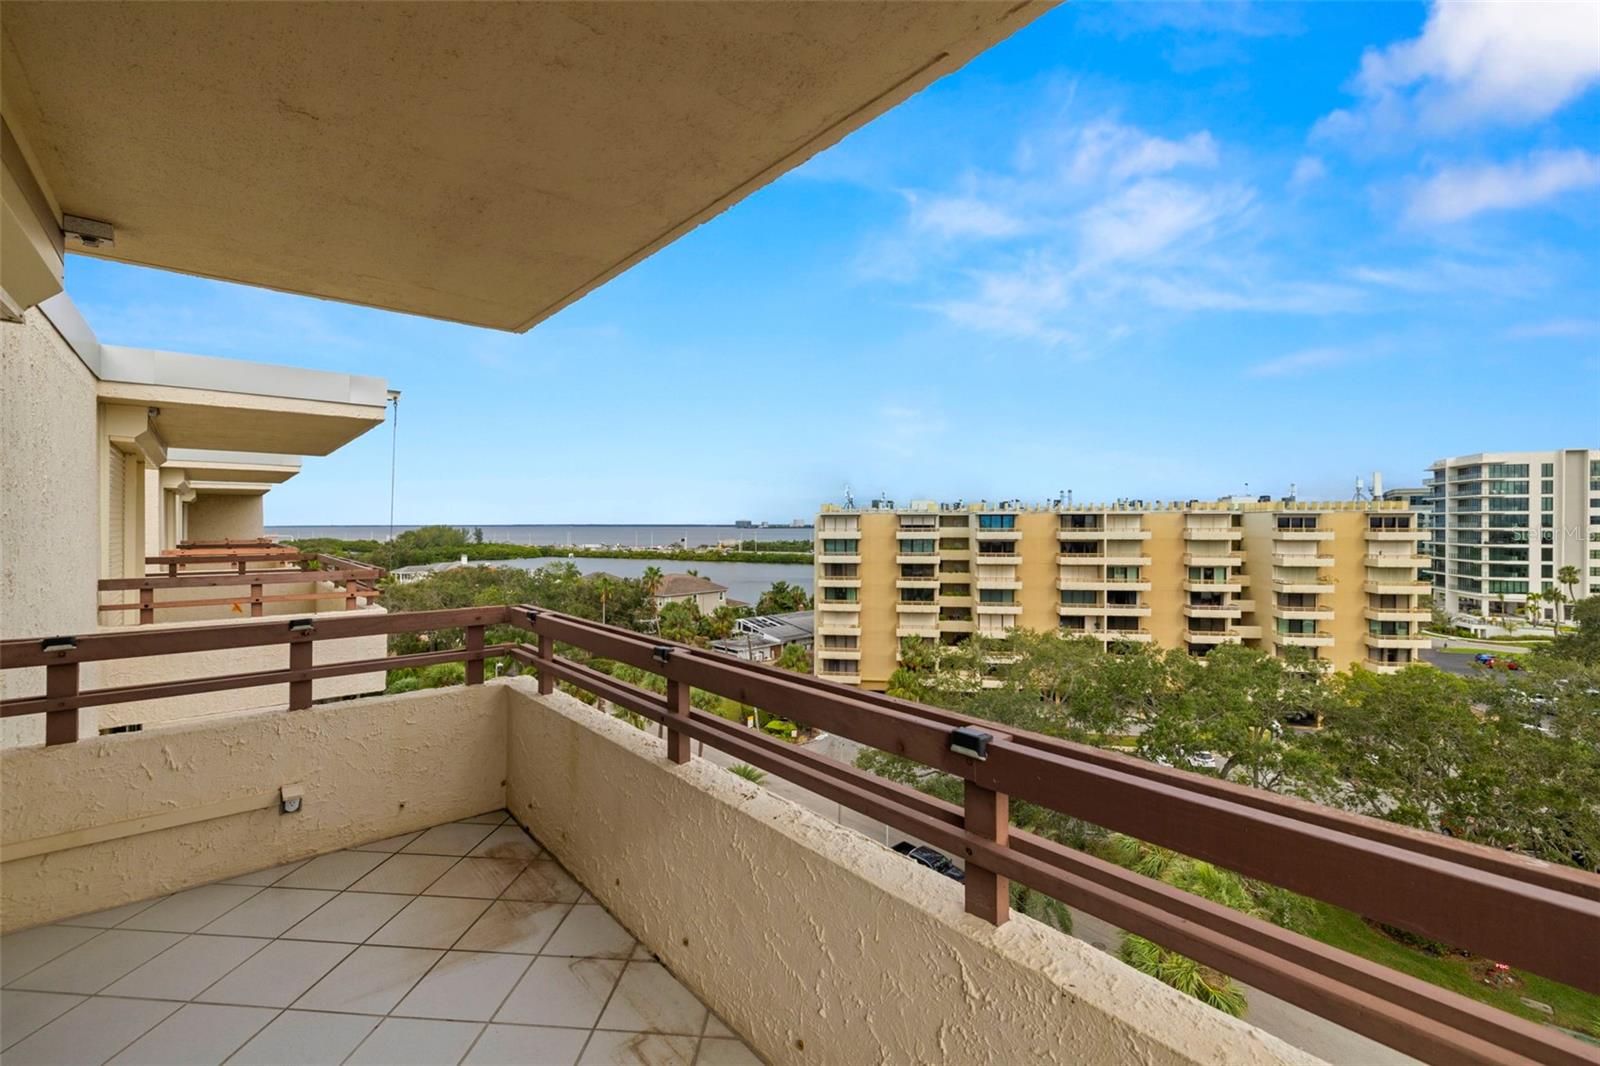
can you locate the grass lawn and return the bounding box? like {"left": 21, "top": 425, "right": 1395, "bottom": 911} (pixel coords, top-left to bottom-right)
{"left": 1309, "top": 904, "right": 1600, "bottom": 1038}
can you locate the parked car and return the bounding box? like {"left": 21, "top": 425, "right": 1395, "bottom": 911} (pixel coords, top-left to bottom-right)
{"left": 891, "top": 841, "right": 965, "bottom": 883}
{"left": 1474, "top": 653, "right": 1495, "bottom": 666}
{"left": 1503, "top": 659, "right": 1522, "bottom": 671}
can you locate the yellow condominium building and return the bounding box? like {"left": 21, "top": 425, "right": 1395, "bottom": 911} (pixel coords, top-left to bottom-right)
{"left": 814, "top": 498, "right": 1430, "bottom": 689}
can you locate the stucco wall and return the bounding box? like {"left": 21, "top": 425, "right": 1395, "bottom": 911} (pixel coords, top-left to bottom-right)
{"left": 186, "top": 492, "right": 265, "bottom": 541}
{"left": 503, "top": 682, "right": 1317, "bottom": 1066}
{"left": 0, "top": 683, "right": 506, "bottom": 929}
{"left": 94, "top": 606, "right": 388, "bottom": 731}
{"left": 0, "top": 309, "right": 103, "bottom": 747}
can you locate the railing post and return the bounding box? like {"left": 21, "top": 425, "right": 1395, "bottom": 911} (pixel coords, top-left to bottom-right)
{"left": 537, "top": 633, "right": 554, "bottom": 695}
{"left": 665, "top": 676, "right": 691, "bottom": 765}
{"left": 139, "top": 587, "right": 155, "bottom": 625}
{"left": 465, "top": 624, "right": 485, "bottom": 685}
{"left": 345, "top": 580, "right": 357, "bottom": 611}
{"left": 250, "top": 582, "right": 264, "bottom": 618}
{"left": 44, "top": 660, "right": 80, "bottom": 745}
{"left": 288, "top": 633, "right": 313, "bottom": 710}
{"left": 964, "top": 780, "right": 1009, "bottom": 925}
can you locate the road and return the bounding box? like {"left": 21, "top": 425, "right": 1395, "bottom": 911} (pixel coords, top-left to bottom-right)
{"left": 683, "top": 726, "right": 1416, "bottom": 1065}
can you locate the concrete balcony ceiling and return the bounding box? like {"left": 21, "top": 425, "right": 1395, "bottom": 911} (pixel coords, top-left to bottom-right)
{"left": 1, "top": 1, "right": 1052, "bottom": 332}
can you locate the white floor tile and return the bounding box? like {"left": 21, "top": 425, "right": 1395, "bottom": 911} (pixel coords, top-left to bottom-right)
{"left": 703, "top": 1015, "right": 735, "bottom": 1039}
{"left": 200, "top": 887, "right": 336, "bottom": 937}
{"left": 467, "top": 826, "right": 543, "bottom": 862}
{"left": 226, "top": 1009, "right": 381, "bottom": 1066}
{"left": 494, "top": 956, "right": 623, "bottom": 1028}
{"left": 8, "top": 929, "right": 184, "bottom": 994}
{"left": 283, "top": 892, "right": 411, "bottom": 943}
{"left": 107, "top": 1002, "right": 276, "bottom": 1065}
{"left": 117, "top": 884, "right": 262, "bottom": 933}
{"left": 221, "top": 859, "right": 309, "bottom": 886}
{"left": 54, "top": 896, "right": 167, "bottom": 929}
{"left": 350, "top": 854, "right": 459, "bottom": 895}
{"left": 0, "top": 990, "right": 85, "bottom": 1050}
{"left": 597, "top": 962, "right": 707, "bottom": 1036}
{"left": 0, "top": 924, "right": 101, "bottom": 984}
{"left": 350, "top": 831, "right": 424, "bottom": 853}
{"left": 197, "top": 939, "right": 353, "bottom": 1008}
{"left": 404, "top": 824, "right": 497, "bottom": 856}
{"left": 103, "top": 934, "right": 270, "bottom": 1000}
{"left": 695, "top": 1037, "right": 763, "bottom": 1066}
{"left": 423, "top": 857, "right": 527, "bottom": 899}
{"left": 455, "top": 900, "right": 570, "bottom": 954}
{"left": 501, "top": 861, "right": 584, "bottom": 904}
{"left": 578, "top": 1029, "right": 697, "bottom": 1066}
{"left": 542, "top": 905, "right": 636, "bottom": 958}
{"left": 369, "top": 896, "right": 489, "bottom": 949}
{"left": 2, "top": 995, "right": 181, "bottom": 1066}
{"left": 393, "top": 951, "right": 532, "bottom": 1022}
{"left": 293, "top": 945, "right": 443, "bottom": 1014}
{"left": 348, "top": 1016, "right": 484, "bottom": 1064}
{"left": 464, "top": 1023, "right": 588, "bottom": 1065}
{"left": 275, "top": 850, "right": 387, "bottom": 891}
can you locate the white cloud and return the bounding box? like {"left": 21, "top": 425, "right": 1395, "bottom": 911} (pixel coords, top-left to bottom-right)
{"left": 1289, "top": 156, "right": 1326, "bottom": 190}
{"left": 925, "top": 261, "right": 1073, "bottom": 345}
{"left": 1500, "top": 318, "right": 1600, "bottom": 340}
{"left": 1405, "top": 149, "right": 1600, "bottom": 223}
{"left": 1316, "top": 1, "right": 1600, "bottom": 141}
{"left": 1246, "top": 346, "right": 1358, "bottom": 378}
{"left": 1079, "top": 180, "right": 1250, "bottom": 263}
{"left": 1064, "top": 121, "right": 1220, "bottom": 183}
{"left": 908, "top": 194, "right": 1025, "bottom": 239}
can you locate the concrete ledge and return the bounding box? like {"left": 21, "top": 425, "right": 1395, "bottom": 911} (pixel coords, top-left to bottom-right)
{"left": 0, "top": 684, "right": 506, "bottom": 930}
{"left": 504, "top": 681, "right": 1318, "bottom": 1066}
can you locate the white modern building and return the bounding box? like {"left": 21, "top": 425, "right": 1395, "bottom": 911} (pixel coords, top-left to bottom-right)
{"left": 1426, "top": 449, "right": 1600, "bottom": 622}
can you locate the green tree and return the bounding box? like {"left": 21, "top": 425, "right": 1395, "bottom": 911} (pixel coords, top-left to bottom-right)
{"left": 1545, "top": 596, "right": 1599, "bottom": 664}
{"left": 755, "top": 580, "right": 812, "bottom": 615}
{"left": 1097, "top": 834, "right": 1315, "bottom": 1016}
{"left": 1557, "top": 566, "right": 1581, "bottom": 624}
{"left": 472, "top": 526, "right": 484, "bottom": 544}
{"left": 1136, "top": 643, "right": 1324, "bottom": 792}
{"left": 773, "top": 642, "right": 812, "bottom": 673}
{"left": 1309, "top": 667, "right": 1487, "bottom": 833}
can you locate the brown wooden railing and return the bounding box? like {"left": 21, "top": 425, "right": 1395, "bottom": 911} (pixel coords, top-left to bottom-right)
{"left": 97, "top": 544, "right": 383, "bottom": 623}
{"left": 1, "top": 604, "right": 1597, "bottom": 1066}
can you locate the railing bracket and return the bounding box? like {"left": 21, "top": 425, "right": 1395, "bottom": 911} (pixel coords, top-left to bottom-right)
{"left": 652, "top": 646, "right": 673, "bottom": 665}
{"left": 40, "top": 635, "right": 77, "bottom": 652}
{"left": 949, "top": 726, "right": 992, "bottom": 760}
{"left": 287, "top": 618, "right": 315, "bottom": 634}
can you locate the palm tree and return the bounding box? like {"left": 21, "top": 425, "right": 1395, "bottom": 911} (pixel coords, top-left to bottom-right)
{"left": 1517, "top": 590, "right": 1542, "bottom": 630}
{"left": 1542, "top": 587, "right": 1568, "bottom": 631}
{"left": 594, "top": 574, "right": 613, "bottom": 625}
{"left": 1096, "top": 834, "right": 1314, "bottom": 1016}
{"left": 640, "top": 566, "right": 663, "bottom": 627}
{"left": 1557, "top": 566, "right": 1581, "bottom": 625}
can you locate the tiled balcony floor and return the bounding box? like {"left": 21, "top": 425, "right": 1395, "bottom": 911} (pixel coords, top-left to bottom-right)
{"left": 0, "top": 811, "right": 760, "bottom": 1066}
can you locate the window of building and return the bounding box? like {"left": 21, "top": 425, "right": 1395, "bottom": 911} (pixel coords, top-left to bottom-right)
{"left": 977, "top": 588, "right": 1015, "bottom": 604}
{"left": 1487, "top": 463, "right": 1529, "bottom": 478}
{"left": 1542, "top": 496, "right": 1554, "bottom": 511}
{"left": 897, "top": 538, "right": 935, "bottom": 554}
{"left": 1542, "top": 565, "right": 1553, "bottom": 578}
{"left": 1061, "top": 590, "right": 1096, "bottom": 605}
{"left": 939, "top": 583, "right": 971, "bottom": 597}
{"left": 899, "top": 588, "right": 935, "bottom": 603}
{"left": 1108, "top": 566, "right": 1141, "bottom": 581}
{"left": 821, "top": 539, "right": 858, "bottom": 554}
{"left": 977, "top": 514, "right": 1016, "bottom": 530}
{"left": 822, "top": 587, "right": 858, "bottom": 603}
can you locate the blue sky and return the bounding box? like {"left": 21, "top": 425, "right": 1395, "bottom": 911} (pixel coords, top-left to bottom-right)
{"left": 65, "top": 1, "right": 1600, "bottom": 525}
